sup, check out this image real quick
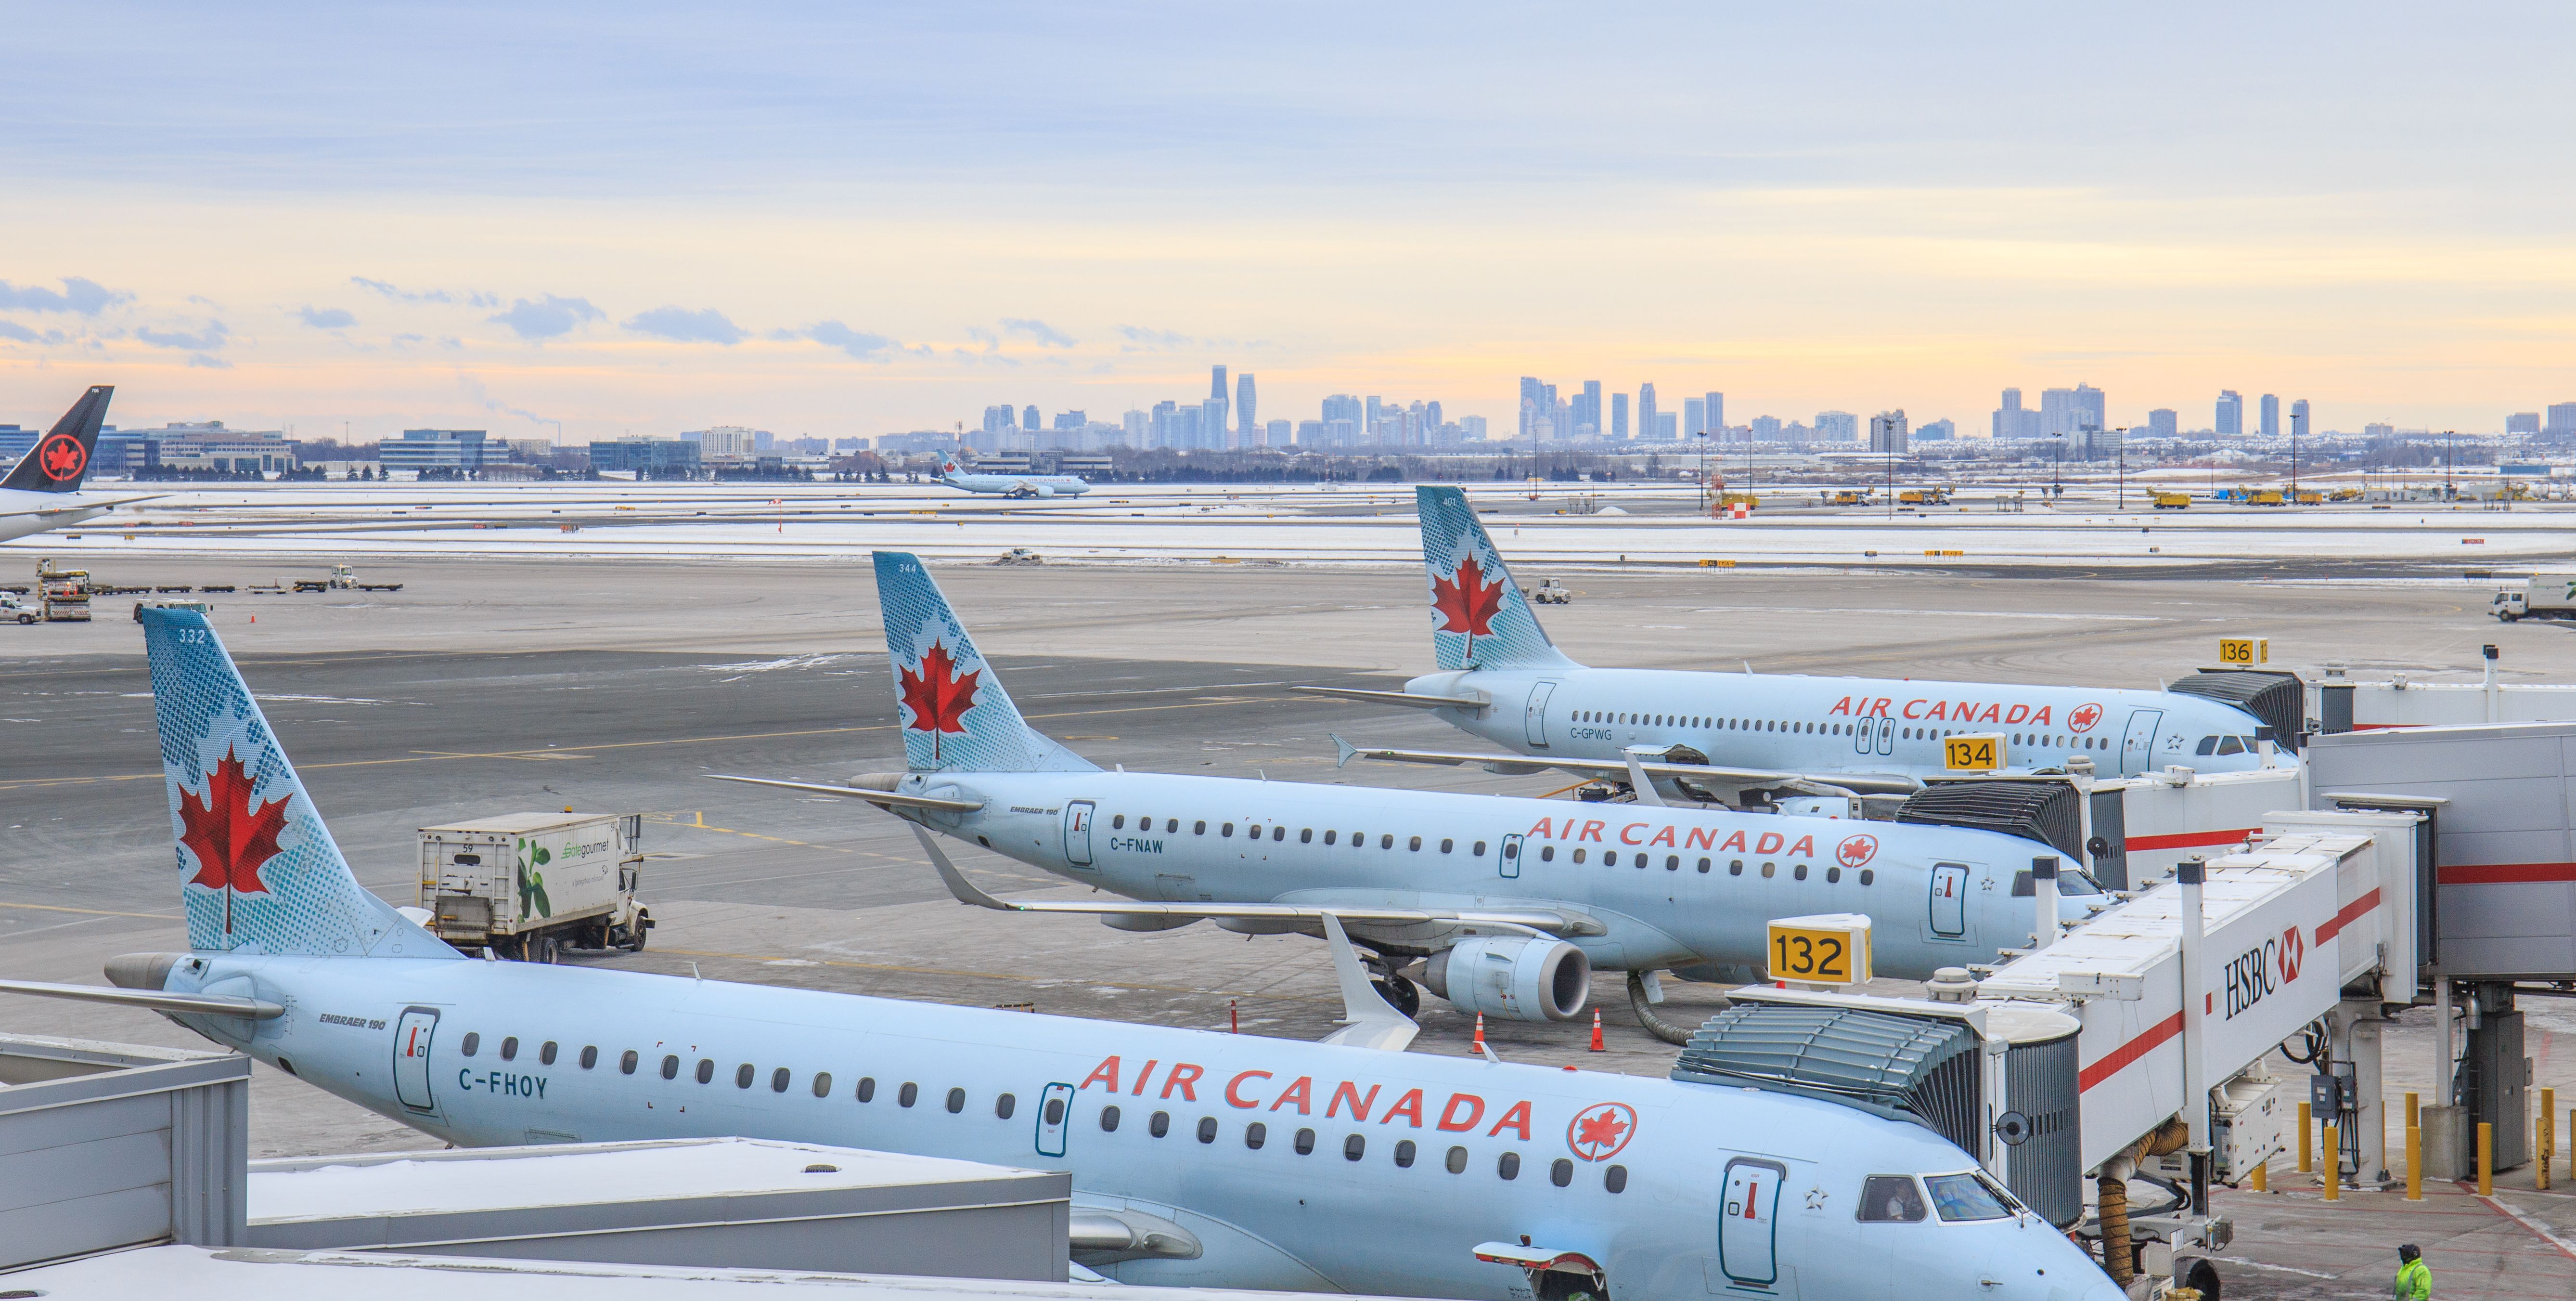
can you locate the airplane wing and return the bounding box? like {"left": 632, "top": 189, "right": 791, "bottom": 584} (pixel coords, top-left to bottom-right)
{"left": 0, "top": 977, "right": 284, "bottom": 1020}
{"left": 1291, "top": 685, "right": 1491, "bottom": 711}
{"left": 1326, "top": 735, "right": 1924, "bottom": 798}
{"left": 705, "top": 773, "right": 988, "bottom": 812}
{"left": 0, "top": 493, "right": 160, "bottom": 519}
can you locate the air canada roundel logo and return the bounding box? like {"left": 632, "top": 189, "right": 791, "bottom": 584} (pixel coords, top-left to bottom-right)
{"left": 1836, "top": 833, "right": 1879, "bottom": 870}
{"left": 1567, "top": 1101, "right": 1636, "bottom": 1162}
{"left": 37, "top": 433, "right": 85, "bottom": 482}
{"left": 2067, "top": 702, "right": 2104, "bottom": 733}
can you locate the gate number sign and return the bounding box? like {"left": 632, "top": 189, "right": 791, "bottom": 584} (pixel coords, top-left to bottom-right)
{"left": 1765, "top": 915, "right": 1873, "bottom": 985}
{"left": 1944, "top": 733, "right": 2004, "bottom": 771}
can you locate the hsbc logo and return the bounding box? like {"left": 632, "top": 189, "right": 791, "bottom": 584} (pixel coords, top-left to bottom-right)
{"left": 2222, "top": 925, "right": 2306, "bottom": 1020}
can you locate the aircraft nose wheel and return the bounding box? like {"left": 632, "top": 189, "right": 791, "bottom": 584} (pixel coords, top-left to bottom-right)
{"left": 1372, "top": 975, "right": 1420, "bottom": 1017}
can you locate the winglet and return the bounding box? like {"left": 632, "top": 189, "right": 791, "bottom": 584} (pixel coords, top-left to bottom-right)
{"left": 911, "top": 825, "right": 1016, "bottom": 911}
{"left": 1330, "top": 733, "right": 1358, "bottom": 770}
{"left": 1317, "top": 913, "right": 1419, "bottom": 1052}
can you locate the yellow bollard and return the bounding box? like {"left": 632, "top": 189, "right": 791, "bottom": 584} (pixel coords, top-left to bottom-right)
{"left": 2478, "top": 1122, "right": 2493, "bottom": 1197}
{"left": 2322, "top": 1122, "right": 2340, "bottom": 1200}
{"left": 2406, "top": 1091, "right": 2419, "bottom": 1129}
{"left": 2406, "top": 1125, "right": 2422, "bottom": 1201}
{"left": 2251, "top": 1159, "right": 2267, "bottom": 1193}
{"left": 2298, "top": 1100, "right": 2313, "bottom": 1171}
{"left": 2542, "top": 1088, "right": 2556, "bottom": 1192}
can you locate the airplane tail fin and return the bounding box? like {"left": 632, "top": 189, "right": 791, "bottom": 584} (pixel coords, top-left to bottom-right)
{"left": 873, "top": 551, "right": 1099, "bottom": 773}
{"left": 0, "top": 385, "right": 112, "bottom": 494}
{"left": 139, "top": 606, "right": 457, "bottom": 959}
{"left": 1414, "top": 486, "right": 1580, "bottom": 673}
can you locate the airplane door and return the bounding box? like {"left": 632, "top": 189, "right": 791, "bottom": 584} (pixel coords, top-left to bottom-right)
{"left": 1928, "top": 862, "right": 1969, "bottom": 939}
{"left": 2119, "top": 710, "right": 2164, "bottom": 777}
{"left": 1063, "top": 801, "right": 1097, "bottom": 868}
{"left": 392, "top": 1006, "right": 439, "bottom": 1113}
{"left": 1853, "top": 714, "right": 1873, "bottom": 755}
{"left": 1875, "top": 717, "right": 1895, "bottom": 756}
{"left": 1718, "top": 1158, "right": 1787, "bottom": 1288}
{"left": 1524, "top": 682, "right": 1558, "bottom": 749}
{"left": 1499, "top": 833, "right": 1524, "bottom": 879}
{"left": 1035, "top": 1082, "right": 1075, "bottom": 1158}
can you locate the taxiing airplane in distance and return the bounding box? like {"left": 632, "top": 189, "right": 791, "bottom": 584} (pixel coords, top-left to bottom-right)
{"left": 938, "top": 457, "right": 1091, "bottom": 498}
{"left": 0, "top": 606, "right": 2117, "bottom": 1301}
{"left": 714, "top": 552, "right": 2106, "bottom": 1027}
{"left": 0, "top": 386, "right": 153, "bottom": 544}
{"left": 1301, "top": 485, "right": 2285, "bottom": 807}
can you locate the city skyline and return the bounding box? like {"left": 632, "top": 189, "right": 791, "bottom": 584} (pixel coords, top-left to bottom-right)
{"left": 4, "top": 4, "right": 2572, "bottom": 440}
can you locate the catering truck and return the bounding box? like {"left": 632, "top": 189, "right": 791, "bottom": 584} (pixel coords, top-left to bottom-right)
{"left": 2491, "top": 574, "right": 2576, "bottom": 622}
{"left": 418, "top": 812, "right": 652, "bottom": 961}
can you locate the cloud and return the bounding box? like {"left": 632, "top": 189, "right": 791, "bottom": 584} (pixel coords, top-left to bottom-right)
{"left": 186, "top": 353, "right": 233, "bottom": 369}
{"left": 0, "top": 276, "right": 129, "bottom": 315}
{"left": 296, "top": 305, "right": 358, "bottom": 329}
{"left": 623, "top": 305, "right": 745, "bottom": 345}
{"left": 797, "top": 321, "right": 910, "bottom": 361}
{"left": 1115, "top": 324, "right": 1197, "bottom": 351}
{"left": 351, "top": 277, "right": 498, "bottom": 308}
{"left": 1001, "top": 317, "right": 1075, "bottom": 348}
{"left": 136, "top": 319, "right": 231, "bottom": 351}
{"left": 457, "top": 374, "right": 562, "bottom": 437}
{"left": 0, "top": 321, "right": 65, "bottom": 344}
{"left": 486, "top": 295, "right": 603, "bottom": 340}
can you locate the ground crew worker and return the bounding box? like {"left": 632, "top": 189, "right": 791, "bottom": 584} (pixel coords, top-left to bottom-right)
{"left": 2394, "top": 1244, "right": 2429, "bottom": 1300}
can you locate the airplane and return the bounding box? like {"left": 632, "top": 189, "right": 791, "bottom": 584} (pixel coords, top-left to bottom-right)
{"left": 711, "top": 551, "right": 2112, "bottom": 1028}
{"left": 0, "top": 604, "right": 2118, "bottom": 1301}
{"left": 1297, "top": 485, "right": 2287, "bottom": 808}
{"left": 937, "top": 457, "right": 1091, "bottom": 498}
{"left": 0, "top": 386, "right": 155, "bottom": 544}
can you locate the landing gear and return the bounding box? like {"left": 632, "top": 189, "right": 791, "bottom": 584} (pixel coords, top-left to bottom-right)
{"left": 1372, "top": 975, "right": 1420, "bottom": 1017}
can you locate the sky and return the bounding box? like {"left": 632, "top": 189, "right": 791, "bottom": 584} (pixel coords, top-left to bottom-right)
{"left": 2, "top": 2, "right": 2572, "bottom": 442}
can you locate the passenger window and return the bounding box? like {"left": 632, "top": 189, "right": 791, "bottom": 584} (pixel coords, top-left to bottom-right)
{"left": 947, "top": 1087, "right": 966, "bottom": 1113}
{"left": 1603, "top": 851, "right": 1617, "bottom": 867}
{"left": 1295, "top": 1128, "right": 1317, "bottom": 1155}
{"left": 1827, "top": 866, "right": 1842, "bottom": 884}
{"left": 1445, "top": 1145, "right": 1469, "bottom": 1174}
{"left": 1860, "top": 869, "right": 1876, "bottom": 886}
{"left": 1498, "top": 1152, "right": 1521, "bottom": 1180}
{"left": 858, "top": 1077, "right": 876, "bottom": 1102}
{"left": 1273, "top": 826, "right": 1286, "bottom": 842}
{"left": 1222, "top": 823, "right": 1234, "bottom": 837}
{"left": 660, "top": 1054, "right": 678, "bottom": 1080}
{"left": 1605, "top": 1164, "right": 1628, "bottom": 1194}
{"left": 1859, "top": 1175, "right": 1928, "bottom": 1222}
{"left": 1198, "top": 1116, "right": 1217, "bottom": 1143}
{"left": 1666, "top": 855, "right": 1679, "bottom": 871}
{"left": 1195, "top": 820, "right": 1207, "bottom": 834}
{"left": 1113, "top": 815, "right": 1126, "bottom": 829}
{"left": 1541, "top": 846, "right": 1555, "bottom": 862}
{"left": 616, "top": 1049, "right": 635, "bottom": 1073}
{"left": 540, "top": 1041, "right": 558, "bottom": 1066}
{"left": 1551, "top": 1158, "right": 1573, "bottom": 1187}
{"left": 460, "top": 1032, "right": 479, "bottom": 1057}
{"left": 1572, "top": 848, "right": 1586, "bottom": 864}
{"left": 580, "top": 1045, "right": 600, "bottom": 1069}
{"left": 1165, "top": 819, "right": 1179, "bottom": 833}
{"left": 773, "top": 1067, "right": 792, "bottom": 1093}
{"left": 899, "top": 1081, "right": 918, "bottom": 1107}
{"left": 1395, "top": 1139, "right": 1417, "bottom": 1168}
{"left": 996, "top": 1093, "right": 1016, "bottom": 1119}
{"left": 1101, "top": 1105, "right": 1121, "bottom": 1132}
{"left": 1409, "top": 836, "right": 1422, "bottom": 851}
{"left": 1730, "top": 860, "right": 1743, "bottom": 875}
{"left": 1324, "top": 831, "right": 1337, "bottom": 845}
{"left": 1380, "top": 834, "right": 1394, "bottom": 849}
{"left": 1344, "top": 1134, "right": 1365, "bottom": 1161}
{"left": 734, "top": 1063, "right": 754, "bottom": 1088}
{"left": 1761, "top": 862, "right": 1775, "bottom": 878}
{"left": 1794, "top": 864, "right": 1808, "bottom": 881}
{"left": 1248, "top": 825, "right": 1259, "bottom": 839}
{"left": 1441, "top": 838, "right": 1454, "bottom": 853}
{"left": 813, "top": 1071, "right": 834, "bottom": 1097}
{"left": 1246, "top": 1122, "right": 1267, "bottom": 1150}
{"left": 1473, "top": 841, "right": 1487, "bottom": 856}
{"left": 696, "top": 1059, "right": 715, "bottom": 1084}
{"left": 501, "top": 1037, "right": 518, "bottom": 1061}
{"left": 1150, "top": 1110, "right": 1171, "bottom": 1137}
{"left": 1925, "top": 1172, "right": 2014, "bottom": 1222}
{"left": 1301, "top": 829, "right": 1314, "bottom": 843}
{"left": 1697, "top": 858, "right": 1711, "bottom": 873}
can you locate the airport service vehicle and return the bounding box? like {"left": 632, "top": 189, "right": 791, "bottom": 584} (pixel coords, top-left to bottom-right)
{"left": 938, "top": 458, "right": 1091, "bottom": 498}
{"left": 0, "top": 591, "right": 32, "bottom": 624}
{"left": 2490, "top": 575, "right": 2576, "bottom": 622}
{"left": 0, "top": 386, "right": 155, "bottom": 544}
{"left": 0, "top": 606, "right": 2118, "bottom": 1301}
{"left": 2151, "top": 492, "right": 2190, "bottom": 510}
{"left": 714, "top": 553, "right": 2109, "bottom": 1024}
{"left": 1299, "top": 487, "right": 2283, "bottom": 807}
{"left": 419, "top": 812, "right": 653, "bottom": 960}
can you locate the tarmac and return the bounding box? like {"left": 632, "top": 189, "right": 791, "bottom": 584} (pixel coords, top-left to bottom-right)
{"left": 6, "top": 543, "right": 2576, "bottom": 1298}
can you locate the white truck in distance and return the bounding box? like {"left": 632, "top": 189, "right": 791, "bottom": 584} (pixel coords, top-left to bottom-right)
{"left": 419, "top": 812, "right": 652, "bottom": 961}
{"left": 2492, "top": 575, "right": 2576, "bottom": 622}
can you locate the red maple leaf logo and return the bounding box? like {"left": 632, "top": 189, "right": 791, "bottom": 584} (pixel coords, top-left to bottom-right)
{"left": 899, "top": 640, "right": 981, "bottom": 762}
{"left": 38, "top": 434, "right": 85, "bottom": 481}
{"left": 178, "top": 749, "right": 289, "bottom": 933}
{"left": 1430, "top": 554, "right": 1506, "bottom": 658}
{"left": 1836, "top": 833, "right": 1879, "bottom": 869}
{"left": 1567, "top": 1102, "right": 1637, "bottom": 1161}
{"left": 2068, "top": 703, "right": 2104, "bottom": 733}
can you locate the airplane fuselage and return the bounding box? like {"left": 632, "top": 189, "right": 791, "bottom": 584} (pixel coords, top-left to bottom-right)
{"left": 1406, "top": 667, "right": 2283, "bottom": 782}
{"left": 942, "top": 473, "right": 1092, "bottom": 497}
{"left": 894, "top": 768, "right": 2094, "bottom": 979}
{"left": 145, "top": 951, "right": 2112, "bottom": 1301}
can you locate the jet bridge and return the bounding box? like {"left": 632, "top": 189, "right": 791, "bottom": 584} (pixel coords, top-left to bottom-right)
{"left": 1678, "top": 808, "right": 2427, "bottom": 1291}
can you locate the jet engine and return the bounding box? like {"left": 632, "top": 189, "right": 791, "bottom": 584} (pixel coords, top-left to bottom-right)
{"left": 1420, "top": 937, "right": 1590, "bottom": 1022}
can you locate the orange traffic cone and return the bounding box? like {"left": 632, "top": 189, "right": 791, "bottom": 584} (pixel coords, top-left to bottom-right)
{"left": 1473, "top": 1014, "right": 1486, "bottom": 1052}
{"left": 1589, "top": 1007, "right": 1605, "bottom": 1052}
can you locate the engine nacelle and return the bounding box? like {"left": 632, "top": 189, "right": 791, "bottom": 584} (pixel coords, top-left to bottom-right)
{"left": 1421, "top": 937, "right": 1590, "bottom": 1022}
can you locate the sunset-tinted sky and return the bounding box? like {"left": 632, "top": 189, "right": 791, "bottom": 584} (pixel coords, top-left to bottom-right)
{"left": 3, "top": 2, "right": 2570, "bottom": 441}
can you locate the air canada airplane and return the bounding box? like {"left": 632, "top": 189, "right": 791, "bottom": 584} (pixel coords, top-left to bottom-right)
{"left": 0, "top": 386, "right": 154, "bottom": 544}
{"left": 0, "top": 605, "right": 2116, "bottom": 1301}
{"left": 1299, "top": 486, "right": 2284, "bottom": 807}
{"left": 938, "top": 458, "right": 1091, "bottom": 498}
{"left": 712, "top": 552, "right": 2109, "bottom": 1027}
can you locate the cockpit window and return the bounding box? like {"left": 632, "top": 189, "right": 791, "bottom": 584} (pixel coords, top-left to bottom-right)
{"left": 1925, "top": 1171, "right": 2015, "bottom": 1222}
{"left": 2215, "top": 736, "right": 2245, "bottom": 756}
{"left": 2195, "top": 735, "right": 2218, "bottom": 756}
{"left": 1856, "top": 1175, "right": 1927, "bottom": 1223}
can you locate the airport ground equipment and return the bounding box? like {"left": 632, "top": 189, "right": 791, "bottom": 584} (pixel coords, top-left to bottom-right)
{"left": 0, "top": 1032, "right": 249, "bottom": 1269}
{"left": 418, "top": 812, "right": 651, "bottom": 960}
{"left": 0, "top": 590, "right": 32, "bottom": 624}
{"left": 2151, "top": 492, "right": 2190, "bottom": 510}
{"left": 34, "top": 558, "right": 89, "bottom": 621}
{"left": 2486, "top": 576, "right": 2576, "bottom": 621}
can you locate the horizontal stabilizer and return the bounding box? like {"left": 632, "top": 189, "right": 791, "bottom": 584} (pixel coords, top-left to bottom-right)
{"left": 1291, "top": 685, "right": 1490, "bottom": 711}
{"left": 705, "top": 774, "right": 987, "bottom": 812}
{"left": 0, "top": 977, "right": 283, "bottom": 1020}
{"left": 1337, "top": 742, "right": 1925, "bottom": 797}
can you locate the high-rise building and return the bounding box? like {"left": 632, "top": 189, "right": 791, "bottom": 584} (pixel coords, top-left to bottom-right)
{"left": 2216, "top": 390, "right": 2243, "bottom": 436}
{"left": 1572, "top": 381, "right": 1601, "bottom": 439}
{"left": 982, "top": 404, "right": 1017, "bottom": 435}
{"left": 2364, "top": 422, "right": 2396, "bottom": 440}
{"left": 2507, "top": 412, "right": 2542, "bottom": 434}
{"left": 1150, "top": 400, "right": 1178, "bottom": 447}
{"left": 1021, "top": 405, "right": 1040, "bottom": 431}
{"left": 1704, "top": 392, "right": 1723, "bottom": 438}
{"left": 1053, "top": 411, "right": 1086, "bottom": 430}
{"left": 1200, "top": 399, "right": 1227, "bottom": 449}
{"left": 2547, "top": 403, "right": 2576, "bottom": 436}
{"left": 1750, "top": 416, "right": 1782, "bottom": 442}
{"left": 1365, "top": 397, "right": 1384, "bottom": 443}
{"left": 1868, "top": 411, "right": 1908, "bottom": 454}
{"left": 2039, "top": 385, "right": 2104, "bottom": 437}
{"left": 1426, "top": 401, "right": 1443, "bottom": 436}
{"left": 1211, "top": 365, "right": 1227, "bottom": 401}
{"left": 1264, "top": 418, "right": 1288, "bottom": 447}
{"left": 1914, "top": 419, "right": 1956, "bottom": 442}
{"left": 1295, "top": 420, "right": 1325, "bottom": 444}
{"left": 1991, "top": 388, "right": 2040, "bottom": 439}
{"left": 1683, "top": 398, "right": 1705, "bottom": 439}
{"left": 2147, "top": 409, "right": 2179, "bottom": 439}
{"left": 1638, "top": 384, "right": 1659, "bottom": 447}
{"left": 1236, "top": 373, "right": 1257, "bottom": 440}
{"left": 2259, "top": 394, "right": 2280, "bottom": 440}
{"left": 1121, "top": 410, "right": 1148, "bottom": 445}
{"left": 1321, "top": 394, "right": 1362, "bottom": 440}
{"left": 1610, "top": 392, "right": 1629, "bottom": 439}
{"left": 1816, "top": 411, "right": 1859, "bottom": 442}
{"left": 2289, "top": 399, "right": 2309, "bottom": 440}
{"left": 1459, "top": 416, "right": 1487, "bottom": 440}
